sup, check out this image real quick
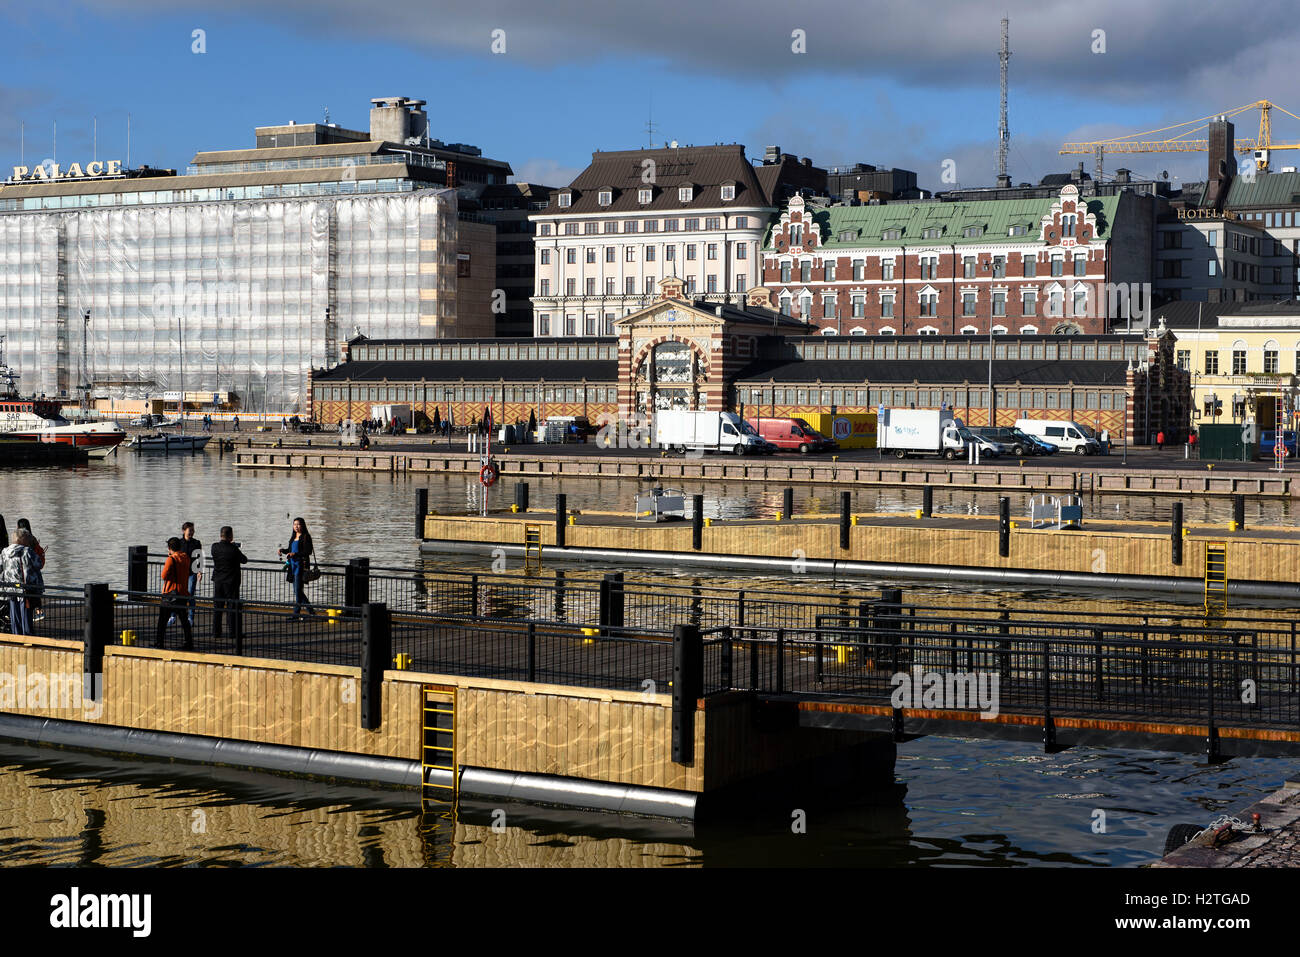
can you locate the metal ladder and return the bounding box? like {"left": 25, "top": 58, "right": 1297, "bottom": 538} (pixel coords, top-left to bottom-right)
{"left": 1204, "top": 541, "right": 1228, "bottom": 618}
{"left": 421, "top": 686, "right": 457, "bottom": 814}
{"left": 523, "top": 523, "right": 543, "bottom": 574}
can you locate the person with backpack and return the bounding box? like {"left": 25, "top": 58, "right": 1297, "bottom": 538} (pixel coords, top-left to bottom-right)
{"left": 15, "top": 519, "right": 45, "bottom": 620}
{"left": 155, "top": 537, "right": 194, "bottom": 650}
{"left": 1, "top": 530, "right": 41, "bottom": 636}
{"left": 278, "top": 517, "right": 316, "bottom": 621}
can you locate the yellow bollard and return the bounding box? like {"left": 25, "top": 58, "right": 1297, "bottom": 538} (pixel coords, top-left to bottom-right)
{"left": 704, "top": 517, "right": 713, "bottom": 527}
{"left": 510, "top": 504, "right": 520, "bottom": 513}
{"left": 580, "top": 626, "right": 599, "bottom": 645}
{"left": 914, "top": 508, "right": 923, "bottom": 519}
{"left": 1230, "top": 520, "right": 1238, "bottom": 531}
{"left": 393, "top": 653, "right": 412, "bottom": 670}
{"left": 1010, "top": 521, "right": 1019, "bottom": 530}
{"left": 832, "top": 455, "right": 839, "bottom": 462}
{"left": 327, "top": 608, "right": 342, "bottom": 627}
{"left": 775, "top": 511, "right": 783, "bottom": 521}
{"left": 1207, "top": 464, "right": 1215, "bottom": 471}
{"left": 121, "top": 630, "right": 137, "bottom": 646}
{"left": 851, "top": 515, "right": 859, "bottom": 526}
{"left": 568, "top": 514, "right": 577, "bottom": 526}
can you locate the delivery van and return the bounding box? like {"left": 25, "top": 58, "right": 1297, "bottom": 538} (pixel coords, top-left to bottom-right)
{"left": 1014, "top": 418, "right": 1100, "bottom": 455}
{"left": 745, "top": 416, "right": 835, "bottom": 453}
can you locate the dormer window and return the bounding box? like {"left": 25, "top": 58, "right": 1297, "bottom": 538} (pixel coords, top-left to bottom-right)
{"left": 837, "top": 229, "right": 856, "bottom": 242}
{"left": 638, "top": 187, "right": 653, "bottom": 204}
{"left": 598, "top": 189, "right": 612, "bottom": 206}
{"left": 962, "top": 225, "right": 984, "bottom": 238}
{"left": 720, "top": 183, "right": 735, "bottom": 201}
{"left": 882, "top": 228, "right": 902, "bottom": 240}
{"left": 557, "top": 192, "right": 572, "bottom": 208}
{"left": 922, "top": 227, "right": 942, "bottom": 240}
{"left": 1008, "top": 224, "right": 1027, "bottom": 236}
{"left": 679, "top": 186, "right": 693, "bottom": 202}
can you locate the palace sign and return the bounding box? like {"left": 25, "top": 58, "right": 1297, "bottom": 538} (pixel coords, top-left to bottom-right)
{"left": 9, "top": 160, "right": 123, "bottom": 182}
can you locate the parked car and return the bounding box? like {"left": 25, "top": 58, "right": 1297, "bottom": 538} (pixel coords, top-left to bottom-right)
{"left": 745, "top": 416, "right": 836, "bottom": 454}
{"left": 129, "top": 413, "right": 156, "bottom": 427}
{"left": 973, "top": 426, "right": 1043, "bottom": 456}
{"left": 1260, "top": 429, "right": 1298, "bottom": 457}
{"left": 295, "top": 421, "right": 324, "bottom": 434}
{"left": 958, "top": 426, "right": 1003, "bottom": 457}
{"left": 1015, "top": 418, "right": 1101, "bottom": 456}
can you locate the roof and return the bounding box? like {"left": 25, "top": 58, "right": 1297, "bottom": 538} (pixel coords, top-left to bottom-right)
{"left": 314, "top": 359, "right": 618, "bottom": 383}
{"left": 734, "top": 358, "right": 1131, "bottom": 386}
{"left": 1224, "top": 171, "right": 1300, "bottom": 209}
{"left": 0, "top": 163, "right": 431, "bottom": 199}
{"left": 191, "top": 141, "right": 388, "bottom": 165}
{"left": 776, "top": 193, "right": 1120, "bottom": 249}
{"left": 1152, "top": 299, "right": 1300, "bottom": 329}
{"left": 551, "top": 145, "right": 774, "bottom": 215}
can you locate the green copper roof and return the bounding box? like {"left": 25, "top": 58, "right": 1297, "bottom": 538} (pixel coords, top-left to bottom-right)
{"left": 1223, "top": 170, "right": 1300, "bottom": 208}
{"left": 765, "top": 194, "right": 1119, "bottom": 250}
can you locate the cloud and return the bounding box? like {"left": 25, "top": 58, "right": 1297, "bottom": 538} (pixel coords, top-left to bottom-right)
{"left": 509, "top": 158, "right": 584, "bottom": 187}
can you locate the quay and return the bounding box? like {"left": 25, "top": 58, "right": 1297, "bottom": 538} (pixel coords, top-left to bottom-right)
{"left": 2, "top": 554, "right": 1300, "bottom": 828}
{"left": 233, "top": 444, "right": 1300, "bottom": 500}
{"left": 0, "top": 439, "right": 88, "bottom": 467}
{"left": 1157, "top": 777, "right": 1300, "bottom": 868}
{"left": 420, "top": 500, "right": 1300, "bottom": 599}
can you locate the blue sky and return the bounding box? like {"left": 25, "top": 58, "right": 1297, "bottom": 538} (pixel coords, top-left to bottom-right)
{"left": 4, "top": 1, "right": 1299, "bottom": 192}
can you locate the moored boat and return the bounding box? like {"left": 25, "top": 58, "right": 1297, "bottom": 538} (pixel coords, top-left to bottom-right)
{"left": 126, "top": 432, "right": 211, "bottom": 453}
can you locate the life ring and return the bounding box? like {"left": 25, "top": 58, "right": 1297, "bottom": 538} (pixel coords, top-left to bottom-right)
{"left": 480, "top": 462, "right": 500, "bottom": 487}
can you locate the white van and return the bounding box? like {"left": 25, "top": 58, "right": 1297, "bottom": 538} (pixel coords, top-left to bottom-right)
{"left": 1015, "top": 418, "right": 1101, "bottom": 456}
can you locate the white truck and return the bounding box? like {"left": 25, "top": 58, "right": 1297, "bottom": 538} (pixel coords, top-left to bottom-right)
{"left": 876, "top": 408, "right": 968, "bottom": 459}
{"left": 1014, "top": 418, "right": 1101, "bottom": 456}
{"left": 653, "top": 410, "right": 767, "bottom": 455}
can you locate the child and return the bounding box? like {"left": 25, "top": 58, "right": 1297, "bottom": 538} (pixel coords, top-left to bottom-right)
{"left": 155, "top": 536, "right": 194, "bottom": 650}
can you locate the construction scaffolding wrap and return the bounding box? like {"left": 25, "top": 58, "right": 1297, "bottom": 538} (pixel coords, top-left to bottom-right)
{"left": 0, "top": 188, "right": 458, "bottom": 411}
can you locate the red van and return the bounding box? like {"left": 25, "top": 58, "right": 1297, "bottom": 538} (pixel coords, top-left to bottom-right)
{"left": 745, "top": 416, "right": 836, "bottom": 454}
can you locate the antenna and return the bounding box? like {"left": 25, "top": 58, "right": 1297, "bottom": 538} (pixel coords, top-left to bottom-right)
{"left": 324, "top": 107, "right": 330, "bottom": 126}
{"left": 127, "top": 113, "right": 131, "bottom": 170}
{"left": 997, "top": 16, "right": 1011, "bottom": 188}
{"left": 52, "top": 119, "right": 56, "bottom": 165}
{"left": 93, "top": 116, "right": 97, "bottom": 161}
{"left": 646, "top": 98, "right": 657, "bottom": 148}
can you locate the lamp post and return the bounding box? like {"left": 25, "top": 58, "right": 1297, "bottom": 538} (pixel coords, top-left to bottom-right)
{"left": 444, "top": 389, "right": 453, "bottom": 449}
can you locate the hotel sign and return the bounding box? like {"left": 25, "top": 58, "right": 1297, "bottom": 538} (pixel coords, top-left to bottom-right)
{"left": 1177, "top": 208, "right": 1240, "bottom": 222}
{"left": 9, "top": 160, "right": 124, "bottom": 182}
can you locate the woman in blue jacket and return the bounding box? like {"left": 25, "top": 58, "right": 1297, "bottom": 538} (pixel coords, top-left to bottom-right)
{"left": 278, "top": 517, "right": 315, "bottom": 620}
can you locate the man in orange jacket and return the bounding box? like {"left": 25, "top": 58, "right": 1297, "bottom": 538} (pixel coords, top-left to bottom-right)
{"left": 155, "top": 537, "right": 194, "bottom": 650}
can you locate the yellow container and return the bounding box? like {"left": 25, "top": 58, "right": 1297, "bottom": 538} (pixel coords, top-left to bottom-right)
{"left": 914, "top": 508, "right": 923, "bottom": 519}
{"left": 802, "top": 412, "right": 878, "bottom": 449}
{"left": 510, "top": 504, "right": 520, "bottom": 513}
{"left": 327, "top": 609, "right": 342, "bottom": 626}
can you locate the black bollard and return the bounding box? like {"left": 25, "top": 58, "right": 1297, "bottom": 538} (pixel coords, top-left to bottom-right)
{"left": 922, "top": 485, "right": 933, "bottom": 518}
{"left": 359, "top": 603, "right": 391, "bottom": 731}
{"left": 782, "top": 487, "right": 794, "bottom": 521}
{"left": 556, "top": 493, "right": 567, "bottom": 549}
{"left": 515, "top": 481, "right": 530, "bottom": 513}
{"left": 1172, "top": 502, "right": 1184, "bottom": 566}
{"left": 840, "top": 490, "right": 851, "bottom": 550}
{"left": 127, "top": 545, "right": 149, "bottom": 595}
{"left": 692, "top": 494, "right": 704, "bottom": 550}
{"left": 1233, "top": 494, "right": 1245, "bottom": 531}
{"left": 998, "top": 497, "right": 1010, "bottom": 558}
{"left": 415, "top": 488, "right": 428, "bottom": 539}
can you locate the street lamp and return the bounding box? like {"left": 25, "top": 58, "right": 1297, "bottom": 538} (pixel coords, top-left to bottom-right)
{"left": 444, "top": 389, "right": 453, "bottom": 449}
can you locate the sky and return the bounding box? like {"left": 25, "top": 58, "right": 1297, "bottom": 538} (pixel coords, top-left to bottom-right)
{"left": 2, "top": 0, "right": 1299, "bottom": 193}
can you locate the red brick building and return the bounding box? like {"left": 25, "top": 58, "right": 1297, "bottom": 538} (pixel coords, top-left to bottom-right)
{"left": 756, "top": 185, "right": 1153, "bottom": 336}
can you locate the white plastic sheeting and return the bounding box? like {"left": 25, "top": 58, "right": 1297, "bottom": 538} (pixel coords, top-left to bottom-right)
{"left": 0, "top": 188, "right": 456, "bottom": 411}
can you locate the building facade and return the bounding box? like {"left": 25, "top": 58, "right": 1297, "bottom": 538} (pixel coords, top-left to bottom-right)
{"left": 476, "top": 183, "right": 554, "bottom": 338}
{"left": 757, "top": 185, "right": 1154, "bottom": 336}
{"left": 0, "top": 95, "right": 505, "bottom": 411}
{"left": 529, "top": 144, "right": 825, "bottom": 337}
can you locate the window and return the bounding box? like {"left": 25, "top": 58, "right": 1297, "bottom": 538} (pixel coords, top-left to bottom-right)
{"left": 992, "top": 292, "right": 1006, "bottom": 317}
{"left": 721, "top": 184, "right": 735, "bottom": 201}
{"left": 684, "top": 218, "right": 699, "bottom": 231}
{"left": 1062, "top": 214, "right": 1076, "bottom": 238}
{"left": 1051, "top": 255, "right": 1064, "bottom": 277}
{"left": 1048, "top": 290, "right": 1063, "bottom": 316}
{"left": 603, "top": 314, "right": 616, "bottom": 336}
{"left": 598, "top": 190, "right": 612, "bottom": 206}
{"left": 920, "top": 256, "right": 937, "bottom": 280}
{"left": 540, "top": 224, "right": 552, "bottom": 236}
{"left": 962, "top": 292, "right": 976, "bottom": 316}
{"left": 963, "top": 257, "right": 976, "bottom": 279}
{"left": 679, "top": 186, "right": 693, "bottom": 202}
{"left": 585, "top": 278, "right": 596, "bottom": 295}
{"left": 1208, "top": 229, "right": 1218, "bottom": 246}
{"left": 1074, "top": 254, "right": 1087, "bottom": 277}
{"left": 1232, "top": 348, "right": 1246, "bottom": 375}
{"left": 707, "top": 275, "right": 718, "bottom": 293}
{"left": 824, "top": 260, "right": 836, "bottom": 281}
{"left": 800, "top": 261, "right": 812, "bottom": 283}
{"left": 780, "top": 296, "right": 792, "bottom": 316}
{"left": 853, "top": 259, "right": 865, "bottom": 281}
{"left": 790, "top": 224, "right": 803, "bottom": 246}
{"left": 605, "top": 278, "right": 616, "bottom": 294}
{"left": 963, "top": 226, "right": 983, "bottom": 238}
{"left": 852, "top": 295, "right": 865, "bottom": 318}
{"left": 623, "top": 221, "right": 637, "bottom": 233}
{"left": 705, "top": 217, "right": 721, "bottom": 230}
{"left": 585, "top": 315, "right": 597, "bottom": 334}
{"left": 638, "top": 188, "right": 652, "bottom": 204}
{"left": 644, "top": 220, "right": 658, "bottom": 232}
{"left": 540, "top": 249, "right": 551, "bottom": 264}
{"left": 626, "top": 246, "right": 636, "bottom": 262}
{"left": 992, "top": 257, "right": 1005, "bottom": 279}
{"left": 540, "top": 279, "right": 551, "bottom": 295}
{"left": 736, "top": 276, "right": 746, "bottom": 293}
{"left": 920, "top": 293, "right": 937, "bottom": 317}
{"left": 558, "top": 193, "right": 572, "bottom": 207}
{"left": 879, "top": 294, "right": 893, "bottom": 318}
{"left": 564, "top": 223, "right": 579, "bottom": 235}
{"left": 1024, "top": 256, "right": 1037, "bottom": 278}
{"left": 735, "top": 216, "right": 748, "bottom": 228}
{"left": 882, "top": 228, "right": 902, "bottom": 240}
{"left": 922, "top": 227, "right": 942, "bottom": 239}
{"left": 565, "top": 279, "right": 576, "bottom": 295}
{"left": 1204, "top": 350, "right": 1219, "bottom": 374}
{"left": 586, "top": 248, "right": 596, "bottom": 263}
{"left": 645, "top": 277, "right": 656, "bottom": 294}
{"left": 838, "top": 229, "right": 856, "bottom": 242}
{"left": 686, "top": 244, "right": 697, "bottom": 260}
{"left": 823, "top": 295, "right": 836, "bottom": 318}
{"left": 1176, "top": 349, "right": 1190, "bottom": 371}
{"left": 565, "top": 315, "right": 576, "bottom": 335}
{"left": 1265, "top": 341, "right": 1279, "bottom": 373}
{"left": 666, "top": 246, "right": 675, "bottom": 261}
{"left": 1009, "top": 224, "right": 1027, "bottom": 237}
{"left": 602, "top": 222, "right": 618, "bottom": 234}
{"left": 664, "top": 219, "right": 678, "bottom": 231}
{"left": 1073, "top": 288, "right": 1088, "bottom": 317}
{"left": 1209, "top": 258, "right": 1217, "bottom": 277}
{"left": 707, "top": 243, "right": 718, "bottom": 260}
{"left": 882, "top": 260, "right": 893, "bottom": 280}
{"left": 625, "top": 277, "right": 635, "bottom": 294}
{"left": 646, "top": 246, "right": 656, "bottom": 262}
{"left": 539, "top": 314, "right": 550, "bottom": 335}
{"left": 606, "top": 247, "right": 616, "bottom": 262}
{"left": 736, "top": 243, "right": 748, "bottom": 260}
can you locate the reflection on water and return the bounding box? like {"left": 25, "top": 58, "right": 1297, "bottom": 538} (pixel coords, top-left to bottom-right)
{"left": 0, "top": 740, "right": 1287, "bottom": 868}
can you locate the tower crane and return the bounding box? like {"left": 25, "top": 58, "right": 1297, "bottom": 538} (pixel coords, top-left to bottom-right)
{"left": 1059, "top": 100, "right": 1300, "bottom": 180}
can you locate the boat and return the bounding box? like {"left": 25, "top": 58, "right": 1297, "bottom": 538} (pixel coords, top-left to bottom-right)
{"left": 126, "top": 433, "right": 211, "bottom": 453}
{"left": 85, "top": 443, "right": 120, "bottom": 460}
{"left": 0, "top": 351, "right": 127, "bottom": 449}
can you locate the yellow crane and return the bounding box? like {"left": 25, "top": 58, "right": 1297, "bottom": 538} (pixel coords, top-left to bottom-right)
{"left": 1060, "top": 100, "right": 1300, "bottom": 179}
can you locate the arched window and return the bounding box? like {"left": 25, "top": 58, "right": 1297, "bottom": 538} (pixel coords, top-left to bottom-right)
{"left": 849, "top": 327, "right": 868, "bottom": 335}
{"left": 1231, "top": 339, "right": 1248, "bottom": 375}
{"left": 1264, "top": 338, "right": 1280, "bottom": 374}
{"left": 991, "top": 325, "right": 1008, "bottom": 335}
{"left": 917, "top": 325, "right": 939, "bottom": 336}
{"left": 1019, "top": 325, "right": 1039, "bottom": 335}
{"left": 960, "top": 325, "right": 978, "bottom": 335}
{"left": 878, "top": 326, "right": 896, "bottom": 336}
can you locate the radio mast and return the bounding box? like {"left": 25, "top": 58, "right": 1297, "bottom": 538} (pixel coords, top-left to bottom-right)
{"left": 997, "top": 17, "right": 1011, "bottom": 188}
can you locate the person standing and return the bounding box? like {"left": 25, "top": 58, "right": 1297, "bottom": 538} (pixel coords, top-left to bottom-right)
{"left": 15, "top": 519, "right": 44, "bottom": 620}
{"left": 278, "top": 517, "right": 316, "bottom": 620}
{"left": 1157, "top": 429, "right": 1165, "bottom": 451}
{"left": 155, "top": 537, "right": 194, "bottom": 650}
{"left": 210, "top": 526, "right": 248, "bottom": 643}
{"left": 180, "top": 522, "right": 203, "bottom": 626}
{"left": 233, "top": 415, "right": 240, "bottom": 432}
{"left": 1, "top": 530, "right": 40, "bottom": 636}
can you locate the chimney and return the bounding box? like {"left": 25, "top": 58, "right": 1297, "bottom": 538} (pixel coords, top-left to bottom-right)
{"left": 1205, "top": 116, "right": 1237, "bottom": 210}
{"left": 764, "top": 145, "right": 781, "bottom": 165}
{"left": 370, "top": 96, "right": 427, "bottom": 144}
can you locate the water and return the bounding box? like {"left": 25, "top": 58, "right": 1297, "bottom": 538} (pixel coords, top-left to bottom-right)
{"left": 0, "top": 453, "right": 1297, "bottom": 867}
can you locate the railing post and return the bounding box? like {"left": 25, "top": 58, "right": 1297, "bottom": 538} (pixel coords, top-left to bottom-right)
{"left": 1207, "top": 647, "right": 1221, "bottom": 762}
{"left": 415, "top": 487, "right": 428, "bottom": 539}
{"left": 345, "top": 557, "right": 369, "bottom": 608}
{"left": 1093, "top": 628, "right": 1104, "bottom": 702}
{"left": 782, "top": 487, "right": 794, "bottom": 521}
{"left": 749, "top": 631, "right": 760, "bottom": 692}
{"left": 360, "top": 602, "right": 391, "bottom": 731}
{"left": 998, "top": 497, "right": 1010, "bottom": 558}
{"left": 526, "top": 622, "right": 537, "bottom": 683}
{"left": 1042, "top": 639, "right": 1057, "bottom": 753}
{"left": 1171, "top": 502, "right": 1184, "bottom": 566}
{"left": 737, "top": 590, "right": 746, "bottom": 628}
{"left": 555, "top": 493, "right": 567, "bottom": 549}
{"left": 840, "top": 490, "right": 851, "bottom": 550}
{"left": 775, "top": 627, "right": 786, "bottom": 695}
{"left": 127, "top": 545, "right": 148, "bottom": 596}
{"left": 721, "top": 626, "right": 733, "bottom": 690}
{"left": 692, "top": 494, "right": 704, "bottom": 551}
{"left": 82, "top": 583, "right": 112, "bottom": 704}
{"left": 672, "top": 623, "right": 702, "bottom": 765}
{"left": 922, "top": 485, "right": 933, "bottom": 519}
{"left": 815, "top": 615, "right": 825, "bottom": 684}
